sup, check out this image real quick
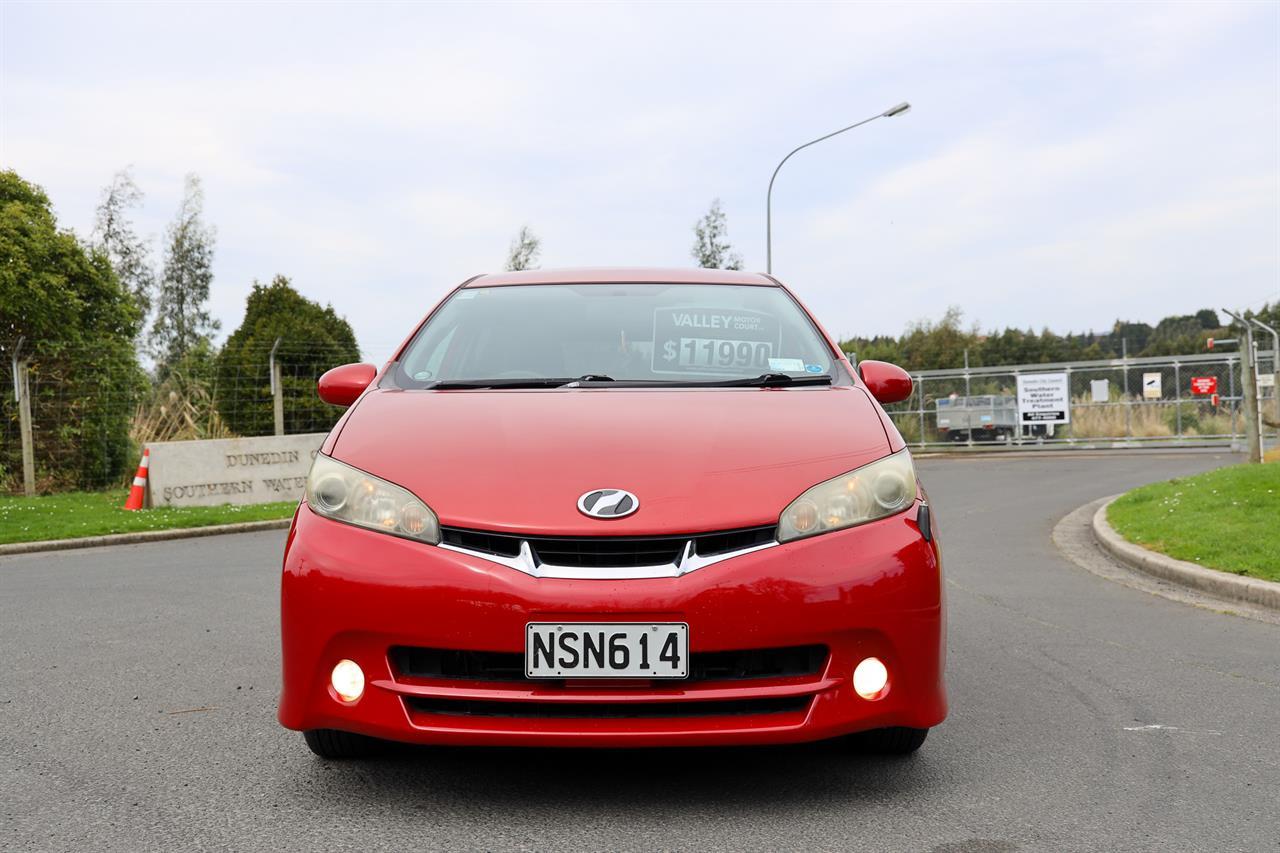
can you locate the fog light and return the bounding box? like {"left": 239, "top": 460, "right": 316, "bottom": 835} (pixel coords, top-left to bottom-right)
{"left": 330, "top": 659, "right": 364, "bottom": 703}
{"left": 853, "top": 656, "right": 889, "bottom": 700}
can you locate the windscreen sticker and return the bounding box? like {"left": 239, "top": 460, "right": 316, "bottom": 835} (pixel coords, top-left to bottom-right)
{"left": 652, "top": 307, "right": 782, "bottom": 374}
{"left": 768, "top": 358, "right": 806, "bottom": 372}
{"left": 804, "top": 363, "right": 824, "bottom": 374}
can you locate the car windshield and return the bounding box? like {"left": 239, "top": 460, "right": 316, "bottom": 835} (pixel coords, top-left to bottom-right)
{"left": 392, "top": 283, "right": 841, "bottom": 387}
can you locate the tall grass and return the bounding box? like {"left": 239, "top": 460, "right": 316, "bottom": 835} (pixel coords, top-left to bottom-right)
{"left": 131, "top": 364, "right": 233, "bottom": 446}
{"left": 1068, "top": 397, "right": 1234, "bottom": 439}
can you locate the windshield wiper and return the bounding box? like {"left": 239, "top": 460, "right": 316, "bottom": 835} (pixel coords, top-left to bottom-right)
{"left": 702, "top": 372, "right": 833, "bottom": 388}
{"left": 573, "top": 373, "right": 833, "bottom": 388}
{"left": 425, "top": 373, "right": 829, "bottom": 390}
{"left": 559, "top": 374, "right": 614, "bottom": 386}
{"left": 425, "top": 378, "right": 569, "bottom": 390}
{"left": 425, "top": 374, "right": 615, "bottom": 390}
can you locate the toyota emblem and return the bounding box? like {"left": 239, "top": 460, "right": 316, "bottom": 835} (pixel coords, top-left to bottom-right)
{"left": 577, "top": 489, "right": 639, "bottom": 519}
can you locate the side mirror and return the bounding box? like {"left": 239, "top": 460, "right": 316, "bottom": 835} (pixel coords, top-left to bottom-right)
{"left": 318, "top": 363, "right": 377, "bottom": 407}
{"left": 858, "top": 360, "right": 913, "bottom": 404}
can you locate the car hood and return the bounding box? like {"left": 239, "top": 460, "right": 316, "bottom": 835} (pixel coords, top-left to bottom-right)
{"left": 330, "top": 386, "right": 893, "bottom": 536}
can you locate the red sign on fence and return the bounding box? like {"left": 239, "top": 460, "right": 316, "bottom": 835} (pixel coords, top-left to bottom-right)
{"left": 1190, "top": 376, "right": 1217, "bottom": 395}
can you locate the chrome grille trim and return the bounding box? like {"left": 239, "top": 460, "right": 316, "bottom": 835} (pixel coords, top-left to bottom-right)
{"left": 438, "top": 536, "right": 778, "bottom": 579}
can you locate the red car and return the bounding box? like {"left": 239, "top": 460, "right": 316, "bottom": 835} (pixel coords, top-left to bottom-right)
{"left": 278, "top": 268, "right": 946, "bottom": 758}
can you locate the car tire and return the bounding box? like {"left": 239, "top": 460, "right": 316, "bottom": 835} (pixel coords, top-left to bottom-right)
{"left": 302, "top": 728, "right": 380, "bottom": 759}
{"left": 843, "top": 726, "right": 929, "bottom": 755}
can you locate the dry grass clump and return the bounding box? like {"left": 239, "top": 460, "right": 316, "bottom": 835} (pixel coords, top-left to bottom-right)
{"left": 1070, "top": 401, "right": 1171, "bottom": 438}
{"left": 130, "top": 366, "right": 233, "bottom": 445}
{"left": 1068, "top": 398, "right": 1234, "bottom": 439}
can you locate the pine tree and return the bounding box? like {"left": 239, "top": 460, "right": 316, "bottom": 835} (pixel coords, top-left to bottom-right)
{"left": 691, "top": 199, "right": 743, "bottom": 270}
{"left": 92, "top": 167, "right": 156, "bottom": 322}
{"left": 505, "top": 225, "right": 541, "bottom": 271}
{"left": 151, "top": 174, "right": 218, "bottom": 368}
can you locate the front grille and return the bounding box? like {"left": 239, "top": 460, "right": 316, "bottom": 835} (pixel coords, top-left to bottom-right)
{"left": 391, "top": 644, "right": 828, "bottom": 683}
{"left": 440, "top": 528, "right": 523, "bottom": 558}
{"left": 527, "top": 534, "right": 686, "bottom": 568}
{"left": 688, "top": 645, "right": 828, "bottom": 681}
{"left": 392, "top": 647, "right": 526, "bottom": 682}
{"left": 405, "top": 695, "right": 811, "bottom": 719}
{"left": 693, "top": 525, "right": 777, "bottom": 557}
{"left": 439, "top": 525, "right": 776, "bottom": 568}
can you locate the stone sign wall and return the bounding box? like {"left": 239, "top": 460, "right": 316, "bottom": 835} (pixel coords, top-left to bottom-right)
{"left": 146, "top": 433, "right": 327, "bottom": 508}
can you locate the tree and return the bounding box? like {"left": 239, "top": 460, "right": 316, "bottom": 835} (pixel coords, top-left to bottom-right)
{"left": 92, "top": 167, "right": 155, "bottom": 322}
{"left": 691, "top": 199, "right": 742, "bottom": 270}
{"left": 895, "top": 306, "right": 978, "bottom": 371}
{"left": 1195, "top": 309, "right": 1220, "bottom": 330}
{"left": 0, "top": 170, "right": 144, "bottom": 490}
{"left": 837, "top": 305, "right": 1235, "bottom": 372}
{"left": 505, "top": 226, "right": 541, "bottom": 271}
{"left": 216, "top": 275, "right": 360, "bottom": 436}
{"left": 151, "top": 174, "right": 218, "bottom": 368}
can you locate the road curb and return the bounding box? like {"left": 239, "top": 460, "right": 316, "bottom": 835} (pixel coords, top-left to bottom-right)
{"left": 1091, "top": 499, "right": 1280, "bottom": 611}
{"left": 0, "top": 518, "right": 292, "bottom": 557}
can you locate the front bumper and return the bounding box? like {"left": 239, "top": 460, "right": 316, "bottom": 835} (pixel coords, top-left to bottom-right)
{"left": 278, "top": 502, "right": 946, "bottom": 747}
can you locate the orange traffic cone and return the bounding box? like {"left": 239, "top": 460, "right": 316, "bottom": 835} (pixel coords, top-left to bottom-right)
{"left": 123, "top": 448, "right": 150, "bottom": 511}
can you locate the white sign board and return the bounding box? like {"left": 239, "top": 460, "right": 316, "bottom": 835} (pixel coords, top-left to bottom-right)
{"left": 1259, "top": 373, "right": 1276, "bottom": 388}
{"left": 1017, "top": 372, "right": 1070, "bottom": 424}
{"left": 1090, "top": 379, "right": 1109, "bottom": 403}
{"left": 146, "top": 433, "right": 326, "bottom": 508}
{"left": 1142, "top": 372, "right": 1162, "bottom": 399}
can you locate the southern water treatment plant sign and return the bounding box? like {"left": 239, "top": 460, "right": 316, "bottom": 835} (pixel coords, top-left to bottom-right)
{"left": 1016, "top": 372, "right": 1071, "bottom": 424}
{"left": 145, "top": 433, "right": 326, "bottom": 507}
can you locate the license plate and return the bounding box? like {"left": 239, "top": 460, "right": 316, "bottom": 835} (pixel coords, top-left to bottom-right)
{"left": 525, "top": 623, "right": 689, "bottom": 678}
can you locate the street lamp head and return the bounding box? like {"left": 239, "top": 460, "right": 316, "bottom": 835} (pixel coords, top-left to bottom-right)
{"left": 882, "top": 102, "right": 912, "bottom": 118}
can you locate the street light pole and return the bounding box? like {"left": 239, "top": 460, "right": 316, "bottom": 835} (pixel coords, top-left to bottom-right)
{"left": 765, "top": 102, "right": 911, "bottom": 274}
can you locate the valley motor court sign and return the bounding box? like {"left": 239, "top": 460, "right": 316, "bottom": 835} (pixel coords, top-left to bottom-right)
{"left": 145, "top": 433, "right": 326, "bottom": 508}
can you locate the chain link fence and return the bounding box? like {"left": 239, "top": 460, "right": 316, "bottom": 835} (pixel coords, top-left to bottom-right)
{"left": 4, "top": 342, "right": 1277, "bottom": 495}
{"left": 1, "top": 339, "right": 361, "bottom": 494}
{"left": 878, "top": 351, "right": 1278, "bottom": 450}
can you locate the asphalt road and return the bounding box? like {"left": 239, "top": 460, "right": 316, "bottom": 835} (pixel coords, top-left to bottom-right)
{"left": 3, "top": 452, "right": 1278, "bottom": 852}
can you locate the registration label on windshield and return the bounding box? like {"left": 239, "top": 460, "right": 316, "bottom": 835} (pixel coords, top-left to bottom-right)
{"left": 651, "top": 307, "right": 781, "bottom": 374}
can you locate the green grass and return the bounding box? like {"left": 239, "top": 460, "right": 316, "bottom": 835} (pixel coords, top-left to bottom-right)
{"left": 1108, "top": 462, "right": 1280, "bottom": 582}
{"left": 0, "top": 489, "right": 297, "bottom": 545}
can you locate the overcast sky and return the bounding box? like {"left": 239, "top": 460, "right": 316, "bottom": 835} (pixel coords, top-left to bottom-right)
{"left": 4, "top": 1, "right": 1278, "bottom": 362}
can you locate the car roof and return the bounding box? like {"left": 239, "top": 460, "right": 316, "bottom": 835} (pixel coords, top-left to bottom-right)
{"left": 463, "top": 267, "right": 779, "bottom": 287}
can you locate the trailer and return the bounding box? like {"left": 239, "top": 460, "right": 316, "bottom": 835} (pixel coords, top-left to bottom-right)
{"left": 934, "top": 394, "right": 1019, "bottom": 441}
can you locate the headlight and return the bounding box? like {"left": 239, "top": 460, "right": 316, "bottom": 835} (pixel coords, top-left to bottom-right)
{"left": 305, "top": 453, "right": 440, "bottom": 544}
{"left": 777, "top": 449, "right": 917, "bottom": 543}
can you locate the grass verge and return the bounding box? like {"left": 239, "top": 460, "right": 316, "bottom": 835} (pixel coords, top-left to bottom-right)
{"left": 0, "top": 490, "right": 295, "bottom": 545}
{"left": 1107, "top": 462, "right": 1280, "bottom": 582}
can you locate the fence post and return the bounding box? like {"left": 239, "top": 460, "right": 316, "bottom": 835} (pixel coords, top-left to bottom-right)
{"left": 1241, "top": 326, "right": 1261, "bottom": 462}
{"left": 12, "top": 348, "right": 35, "bottom": 497}
{"left": 1013, "top": 368, "right": 1023, "bottom": 446}
{"left": 1173, "top": 361, "right": 1182, "bottom": 439}
{"left": 269, "top": 337, "right": 284, "bottom": 437}
{"left": 1250, "top": 318, "right": 1280, "bottom": 426}
{"left": 917, "top": 375, "right": 926, "bottom": 448}
{"left": 1064, "top": 365, "right": 1074, "bottom": 445}
{"left": 1121, "top": 345, "right": 1132, "bottom": 440}
{"left": 1229, "top": 355, "right": 1237, "bottom": 437}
